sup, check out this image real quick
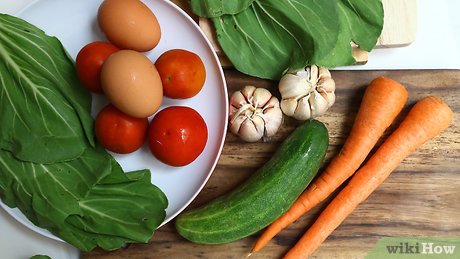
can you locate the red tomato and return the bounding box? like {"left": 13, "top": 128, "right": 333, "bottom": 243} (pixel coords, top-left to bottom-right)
{"left": 155, "top": 49, "right": 206, "bottom": 99}
{"left": 95, "top": 104, "right": 148, "bottom": 154}
{"left": 76, "top": 41, "right": 118, "bottom": 93}
{"left": 148, "top": 106, "right": 208, "bottom": 166}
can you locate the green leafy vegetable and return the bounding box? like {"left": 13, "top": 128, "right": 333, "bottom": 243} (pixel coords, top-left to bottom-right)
{"left": 62, "top": 166, "right": 167, "bottom": 251}
{"left": 0, "top": 13, "right": 95, "bottom": 163}
{"left": 30, "top": 255, "right": 52, "bottom": 259}
{"left": 0, "top": 147, "right": 113, "bottom": 227}
{"left": 200, "top": 0, "right": 384, "bottom": 80}
{"left": 212, "top": 0, "right": 339, "bottom": 79}
{"left": 338, "top": 0, "right": 385, "bottom": 52}
{"left": 318, "top": 0, "right": 385, "bottom": 67}
{"left": 0, "top": 14, "right": 168, "bottom": 252}
{"left": 0, "top": 139, "right": 168, "bottom": 252}
{"left": 191, "top": 0, "right": 254, "bottom": 18}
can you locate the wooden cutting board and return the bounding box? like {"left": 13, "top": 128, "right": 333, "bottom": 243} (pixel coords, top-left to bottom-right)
{"left": 379, "top": 0, "right": 418, "bottom": 47}
{"left": 172, "top": 0, "right": 418, "bottom": 66}
{"left": 83, "top": 69, "right": 460, "bottom": 259}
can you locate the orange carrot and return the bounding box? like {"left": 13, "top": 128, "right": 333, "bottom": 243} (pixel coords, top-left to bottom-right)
{"left": 252, "top": 77, "right": 408, "bottom": 253}
{"left": 283, "top": 96, "right": 453, "bottom": 258}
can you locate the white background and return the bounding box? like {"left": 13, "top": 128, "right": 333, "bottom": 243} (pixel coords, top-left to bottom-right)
{"left": 0, "top": 0, "right": 459, "bottom": 258}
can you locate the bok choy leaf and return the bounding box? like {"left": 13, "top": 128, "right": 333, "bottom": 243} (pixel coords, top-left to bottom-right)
{"left": 0, "top": 147, "right": 168, "bottom": 251}
{"left": 0, "top": 14, "right": 168, "bottom": 252}
{"left": 0, "top": 13, "right": 95, "bottom": 163}
{"left": 205, "top": 0, "right": 384, "bottom": 80}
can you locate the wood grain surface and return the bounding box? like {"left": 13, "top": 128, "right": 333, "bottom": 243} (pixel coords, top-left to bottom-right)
{"left": 378, "top": 0, "right": 418, "bottom": 47}
{"left": 83, "top": 69, "right": 460, "bottom": 259}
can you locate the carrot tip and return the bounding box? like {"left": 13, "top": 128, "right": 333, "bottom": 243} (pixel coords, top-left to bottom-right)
{"left": 247, "top": 252, "right": 253, "bottom": 258}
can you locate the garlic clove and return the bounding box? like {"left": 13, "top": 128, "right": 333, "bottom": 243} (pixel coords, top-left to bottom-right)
{"left": 238, "top": 116, "right": 265, "bottom": 142}
{"left": 241, "top": 85, "right": 256, "bottom": 101}
{"left": 317, "top": 77, "right": 336, "bottom": 109}
{"left": 229, "top": 91, "right": 248, "bottom": 116}
{"left": 326, "top": 92, "right": 336, "bottom": 108}
{"left": 252, "top": 115, "right": 266, "bottom": 133}
{"left": 318, "top": 67, "right": 331, "bottom": 78}
{"left": 319, "top": 90, "right": 336, "bottom": 109}
{"left": 309, "top": 91, "right": 329, "bottom": 118}
{"left": 264, "top": 96, "right": 280, "bottom": 109}
{"left": 294, "top": 96, "right": 311, "bottom": 121}
{"left": 280, "top": 99, "right": 298, "bottom": 117}
{"left": 278, "top": 74, "right": 309, "bottom": 99}
{"left": 252, "top": 87, "right": 272, "bottom": 108}
{"left": 318, "top": 77, "right": 335, "bottom": 92}
{"left": 229, "top": 115, "right": 245, "bottom": 135}
{"left": 261, "top": 107, "right": 283, "bottom": 137}
{"left": 230, "top": 90, "right": 248, "bottom": 106}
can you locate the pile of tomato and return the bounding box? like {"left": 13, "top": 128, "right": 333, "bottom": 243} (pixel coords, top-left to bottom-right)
{"left": 75, "top": 0, "right": 208, "bottom": 167}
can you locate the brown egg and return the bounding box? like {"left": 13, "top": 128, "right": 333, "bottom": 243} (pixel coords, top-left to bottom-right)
{"left": 101, "top": 50, "right": 163, "bottom": 118}
{"left": 98, "top": 0, "right": 161, "bottom": 52}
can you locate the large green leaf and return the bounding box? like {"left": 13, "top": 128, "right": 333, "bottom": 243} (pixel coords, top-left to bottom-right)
{"left": 0, "top": 147, "right": 113, "bottom": 227}
{"left": 317, "top": 0, "right": 384, "bottom": 67}
{"left": 0, "top": 14, "right": 95, "bottom": 163}
{"left": 338, "top": 0, "right": 384, "bottom": 51}
{"left": 0, "top": 147, "right": 168, "bottom": 252}
{"left": 190, "top": 0, "right": 254, "bottom": 18}
{"left": 63, "top": 167, "right": 168, "bottom": 251}
{"left": 207, "top": 0, "right": 384, "bottom": 80}
{"left": 212, "top": 0, "right": 339, "bottom": 79}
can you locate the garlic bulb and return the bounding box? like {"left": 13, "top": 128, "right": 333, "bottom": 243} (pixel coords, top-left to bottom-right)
{"left": 229, "top": 86, "right": 282, "bottom": 142}
{"left": 278, "top": 65, "right": 335, "bottom": 120}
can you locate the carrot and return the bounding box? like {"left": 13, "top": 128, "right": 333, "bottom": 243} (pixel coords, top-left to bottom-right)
{"left": 252, "top": 77, "right": 409, "bottom": 253}
{"left": 283, "top": 96, "right": 453, "bottom": 258}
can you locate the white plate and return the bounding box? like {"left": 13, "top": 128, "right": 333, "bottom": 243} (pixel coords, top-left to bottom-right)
{"left": 0, "top": 0, "right": 228, "bottom": 243}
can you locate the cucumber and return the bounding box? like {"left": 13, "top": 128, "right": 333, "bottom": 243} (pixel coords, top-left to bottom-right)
{"left": 175, "top": 119, "right": 329, "bottom": 244}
